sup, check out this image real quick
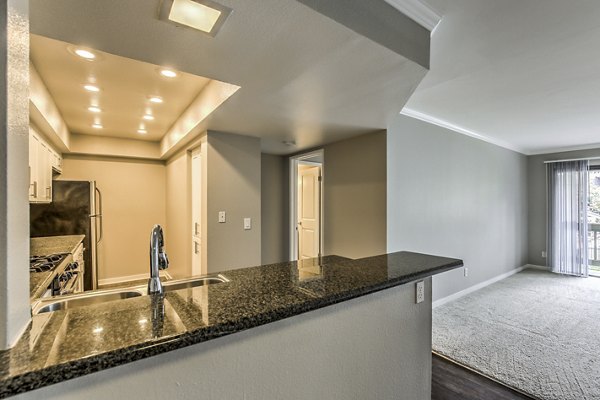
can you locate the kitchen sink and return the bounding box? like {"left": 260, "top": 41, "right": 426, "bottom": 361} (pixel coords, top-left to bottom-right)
{"left": 33, "top": 290, "right": 144, "bottom": 315}
{"left": 162, "top": 275, "right": 229, "bottom": 292}
{"left": 32, "top": 274, "right": 229, "bottom": 315}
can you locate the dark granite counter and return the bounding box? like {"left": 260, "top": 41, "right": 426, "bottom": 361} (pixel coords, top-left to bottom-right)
{"left": 30, "top": 235, "right": 85, "bottom": 257}
{"left": 29, "top": 235, "right": 85, "bottom": 300}
{"left": 0, "top": 251, "right": 462, "bottom": 398}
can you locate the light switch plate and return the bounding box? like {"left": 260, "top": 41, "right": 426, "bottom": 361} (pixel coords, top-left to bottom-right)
{"left": 416, "top": 281, "right": 424, "bottom": 304}
{"left": 218, "top": 211, "right": 226, "bottom": 223}
{"left": 244, "top": 218, "right": 251, "bottom": 230}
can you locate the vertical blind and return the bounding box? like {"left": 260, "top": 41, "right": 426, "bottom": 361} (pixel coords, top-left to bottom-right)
{"left": 547, "top": 160, "right": 589, "bottom": 277}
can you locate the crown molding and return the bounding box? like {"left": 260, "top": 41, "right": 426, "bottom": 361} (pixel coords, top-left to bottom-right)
{"left": 527, "top": 142, "right": 600, "bottom": 156}
{"left": 400, "top": 107, "right": 528, "bottom": 155}
{"left": 383, "top": 0, "right": 442, "bottom": 32}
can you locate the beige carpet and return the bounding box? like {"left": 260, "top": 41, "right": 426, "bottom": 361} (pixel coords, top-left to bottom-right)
{"left": 433, "top": 269, "right": 600, "bottom": 400}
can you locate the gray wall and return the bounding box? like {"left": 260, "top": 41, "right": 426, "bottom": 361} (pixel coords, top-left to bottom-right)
{"left": 324, "top": 131, "right": 387, "bottom": 259}
{"left": 261, "top": 154, "right": 289, "bottom": 264}
{"left": 15, "top": 279, "right": 433, "bottom": 400}
{"left": 207, "top": 131, "right": 262, "bottom": 272}
{"left": 527, "top": 148, "right": 600, "bottom": 266}
{"left": 387, "top": 115, "right": 528, "bottom": 302}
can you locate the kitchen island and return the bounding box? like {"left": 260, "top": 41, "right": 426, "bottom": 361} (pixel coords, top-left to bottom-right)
{"left": 1, "top": 251, "right": 462, "bottom": 399}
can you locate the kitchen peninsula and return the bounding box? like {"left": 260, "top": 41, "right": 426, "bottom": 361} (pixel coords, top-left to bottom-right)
{"left": 0, "top": 251, "right": 462, "bottom": 399}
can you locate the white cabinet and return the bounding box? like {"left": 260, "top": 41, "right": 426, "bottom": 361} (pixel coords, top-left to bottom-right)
{"left": 29, "top": 128, "right": 61, "bottom": 203}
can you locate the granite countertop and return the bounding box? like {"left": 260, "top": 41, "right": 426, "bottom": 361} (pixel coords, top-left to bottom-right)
{"left": 29, "top": 235, "right": 85, "bottom": 300}
{"left": 1, "top": 251, "right": 462, "bottom": 398}
{"left": 30, "top": 235, "right": 85, "bottom": 257}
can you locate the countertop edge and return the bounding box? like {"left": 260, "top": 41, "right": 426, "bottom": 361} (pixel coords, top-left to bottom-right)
{"left": 0, "top": 258, "right": 462, "bottom": 398}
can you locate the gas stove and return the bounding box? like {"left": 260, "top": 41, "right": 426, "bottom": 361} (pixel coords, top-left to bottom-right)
{"left": 30, "top": 254, "right": 68, "bottom": 273}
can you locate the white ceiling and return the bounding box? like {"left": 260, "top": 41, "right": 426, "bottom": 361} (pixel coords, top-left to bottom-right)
{"left": 30, "top": 34, "right": 212, "bottom": 142}
{"left": 405, "top": 0, "right": 600, "bottom": 155}
{"left": 29, "top": 0, "right": 428, "bottom": 155}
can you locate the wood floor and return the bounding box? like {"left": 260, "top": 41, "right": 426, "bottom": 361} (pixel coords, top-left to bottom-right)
{"left": 431, "top": 353, "right": 535, "bottom": 400}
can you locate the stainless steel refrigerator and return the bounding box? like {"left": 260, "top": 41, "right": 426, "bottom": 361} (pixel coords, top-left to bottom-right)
{"left": 30, "top": 180, "right": 102, "bottom": 290}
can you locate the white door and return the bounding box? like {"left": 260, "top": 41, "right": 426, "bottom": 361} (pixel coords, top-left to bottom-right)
{"left": 298, "top": 165, "right": 321, "bottom": 260}
{"left": 191, "top": 148, "right": 202, "bottom": 276}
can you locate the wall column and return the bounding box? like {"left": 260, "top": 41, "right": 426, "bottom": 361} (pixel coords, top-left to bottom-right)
{"left": 0, "top": 0, "right": 31, "bottom": 349}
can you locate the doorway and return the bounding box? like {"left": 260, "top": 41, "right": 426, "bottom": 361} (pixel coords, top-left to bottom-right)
{"left": 290, "top": 150, "right": 324, "bottom": 261}
{"left": 191, "top": 147, "right": 202, "bottom": 276}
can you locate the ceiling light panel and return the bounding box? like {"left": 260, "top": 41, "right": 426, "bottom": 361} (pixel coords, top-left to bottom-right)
{"left": 158, "top": 0, "right": 233, "bottom": 37}
{"left": 160, "top": 69, "right": 177, "bottom": 78}
{"left": 84, "top": 84, "right": 100, "bottom": 92}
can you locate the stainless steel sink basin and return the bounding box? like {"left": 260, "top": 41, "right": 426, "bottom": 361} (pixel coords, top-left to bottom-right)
{"left": 162, "top": 275, "right": 229, "bottom": 292}
{"left": 33, "top": 290, "right": 144, "bottom": 314}
{"left": 32, "top": 274, "right": 229, "bottom": 315}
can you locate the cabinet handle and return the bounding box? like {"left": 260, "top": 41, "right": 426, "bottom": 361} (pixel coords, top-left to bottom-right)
{"left": 33, "top": 181, "right": 38, "bottom": 198}
{"left": 46, "top": 186, "right": 51, "bottom": 200}
{"left": 194, "top": 222, "right": 200, "bottom": 235}
{"left": 194, "top": 241, "right": 200, "bottom": 254}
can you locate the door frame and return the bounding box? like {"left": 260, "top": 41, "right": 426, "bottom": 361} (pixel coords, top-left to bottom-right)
{"left": 289, "top": 149, "right": 324, "bottom": 261}
{"left": 190, "top": 146, "right": 202, "bottom": 276}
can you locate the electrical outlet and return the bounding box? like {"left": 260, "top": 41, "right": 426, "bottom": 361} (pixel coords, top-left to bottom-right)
{"left": 464, "top": 267, "right": 469, "bottom": 277}
{"left": 218, "top": 211, "right": 226, "bottom": 223}
{"left": 416, "top": 281, "right": 424, "bottom": 304}
{"left": 541, "top": 251, "right": 547, "bottom": 258}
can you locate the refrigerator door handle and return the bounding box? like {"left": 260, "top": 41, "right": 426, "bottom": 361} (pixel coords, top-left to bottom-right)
{"left": 95, "top": 187, "right": 103, "bottom": 243}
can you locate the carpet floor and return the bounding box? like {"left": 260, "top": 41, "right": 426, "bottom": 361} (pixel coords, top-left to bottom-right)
{"left": 432, "top": 269, "right": 600, "bottom": 400}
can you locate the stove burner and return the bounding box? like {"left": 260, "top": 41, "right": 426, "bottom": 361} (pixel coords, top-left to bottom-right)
{"left": 30, "top": 253, "right": 68, "bottom": 273}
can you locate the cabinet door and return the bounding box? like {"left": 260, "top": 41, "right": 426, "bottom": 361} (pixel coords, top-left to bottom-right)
{"left": 40, "top": 142, "right": 52, "bottom": 202}
{"left": 28, "top": 130, "right": 39, "bottom": 200}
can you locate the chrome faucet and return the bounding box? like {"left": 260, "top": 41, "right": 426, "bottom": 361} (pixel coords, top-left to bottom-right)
{"left": 148, "top": 224, "right": 169, "bottom": 295}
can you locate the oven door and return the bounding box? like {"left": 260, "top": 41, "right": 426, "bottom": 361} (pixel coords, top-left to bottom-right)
{"left": 56, "top": 262, "right": 83, "bottom": 295}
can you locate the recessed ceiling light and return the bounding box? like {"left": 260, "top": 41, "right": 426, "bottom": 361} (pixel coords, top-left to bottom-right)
{"left": 159, "top": 0, "right": 233, "bottom": 37}
{"left": 138, "top": 129, "right": 148, "bottom": 135}
{"left": 149, "top": 96, "right": 163, "bottom": 104}
{"left": 84, "top": 84, "right": 100, "bottom": 92}
{"left": 143, "top": 114, "right": 155, "bottom": 121}
{"left": 160, "top": 69, "right": 177, "bottom": 78}
{"left": 88, "top": 106, "right": 101, "bottom": 113}
{"left": 75, "top": 48, "right": 96, "bottom": 60}
{"left": 92, "top": 123, "right": 103, "bottom": 129}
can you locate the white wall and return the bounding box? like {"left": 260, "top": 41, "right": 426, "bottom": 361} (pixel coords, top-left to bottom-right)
{"left": 14, "top": 278, "right": 433, "bottom": 400}
{"left": 387, "top": 115, "right": 528, "bottom": 302}
{"left": 0, "top": 0, "right": 31, "bottom": 349}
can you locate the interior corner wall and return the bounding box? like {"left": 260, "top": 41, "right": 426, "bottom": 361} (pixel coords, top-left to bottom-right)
{"left": 387, "top": 114, "right": 528, "bottom": 302}
{"left": 206, "top": 131, "right": 261, "bottom": 273}
{"left": 323, "top": 131, "right": 387, "bottom": 259}
{"left": 527, "top": 147, "right": 600, "bottom": 266}
{"left": 60, "top": 155, "right": 167, "bottom": 282}
{"left": 261, "top": 154, "right": 289, "bottom": 265}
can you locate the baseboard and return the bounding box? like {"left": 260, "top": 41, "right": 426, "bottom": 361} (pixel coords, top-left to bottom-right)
{"left": 524, "top": 264, "right": 550, "bottom": 271}
{"left": 98, "top": 271, "right": 172, "bottom": 286}
{"left": 432, "top": 265, "right": 526, "bottom": 309}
